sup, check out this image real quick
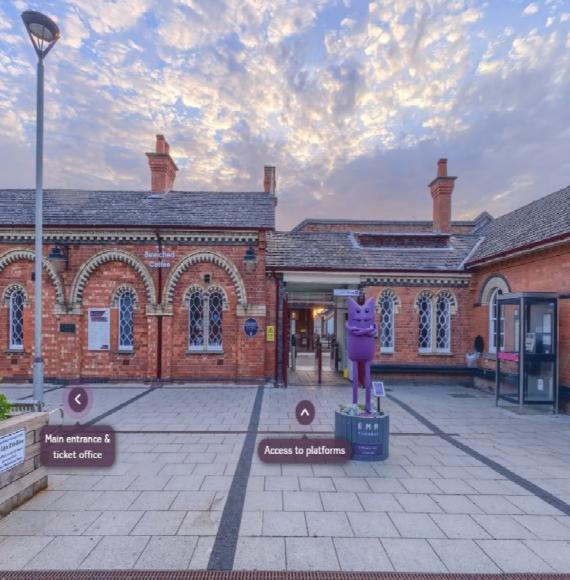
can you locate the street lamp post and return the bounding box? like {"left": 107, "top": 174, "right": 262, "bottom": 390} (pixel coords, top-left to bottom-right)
{"left": 21, "top": 11, "right": 60, "bottom": 408}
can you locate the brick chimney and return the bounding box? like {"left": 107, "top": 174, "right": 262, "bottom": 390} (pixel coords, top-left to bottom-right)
{"left": 264, "top": 166, "right": 276, "bottom": 193}
{"left": 146, "top": 135, "right": 178, "bottom": 193}
{"left": 428, "top": 158, "right": 457, "bottom": 233}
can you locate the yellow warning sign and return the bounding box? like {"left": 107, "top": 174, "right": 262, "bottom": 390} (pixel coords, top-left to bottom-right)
{"left": 266, "top": 325, "right": 275, "bottom": 342}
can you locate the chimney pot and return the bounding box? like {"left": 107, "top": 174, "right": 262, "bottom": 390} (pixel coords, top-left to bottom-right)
{"left": 146, "top": 134, "right": 178, "bottom": 193}
{"left": 264, "top": 165, "right": 276, "bottom": 194}
{"left": 429, "top": 158, "right": 456, "bottom": 233}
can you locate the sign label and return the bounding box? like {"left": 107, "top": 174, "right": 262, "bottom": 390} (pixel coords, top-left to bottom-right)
{"left": 333, "top": 289, "right": 360, "bottom": 297}
{"left": 244, "top": 318, "right": 258, "bottom": 337}
{"left": 0, "top": 429, "right": 26, "bottom": 475}
{"left": 88, "top": 308, "right": 110, "bottom": 351}
{"left": 372, "top": 381, "right": 386, "bottom": 397}
{"left": 266, "top": 325, "right": 275, "bottom": 342}
{"left": 144, "top": 250, "right": 176, "bottom": 269}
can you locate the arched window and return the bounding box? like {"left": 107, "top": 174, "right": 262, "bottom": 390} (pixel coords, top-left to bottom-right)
{"left": 489, "top": 288, "right": 504, "bottom": 353}
{"left": 416, "top": 290, "right": 457, "bottom": 354}
{"left": 188, "top": 287, "right": 205, "bottom": 350}
{"left": 117, "top": 288, "right": 136, "bottom": 352}
{"left": 435, "top": 291, "right": 452, "bottom": 353}
{"left": 378, "top": 289, "right": 399, "bottom": 353}
{"left": 417, "top": 291, "right": 433, "bottom": 352}
{"left": 207, "top": 289, "right": 223, "bottom": 351}
{"left": 186, "top": 285, "right": 227, "bottom": 352}
{"left": 5, "top": 286, "right": 26, "bottom": 351}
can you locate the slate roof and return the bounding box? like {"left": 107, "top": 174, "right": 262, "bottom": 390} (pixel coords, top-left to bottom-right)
{"left": 291, "top": 212, "right": 493, "bottom": 234}
{"left": 0, "top": 189, "right": 276, "bottom": 230}
{"left": 468, "top": 185, "right": 570, "bottom": 265}
{"left": 267, "top": 231, "right": 481, "bottom": 271}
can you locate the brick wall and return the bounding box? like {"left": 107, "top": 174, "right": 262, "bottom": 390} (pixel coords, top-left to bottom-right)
{"left": 470, "top": 243, "right": 570, "bottom": 391}
{"left": 0, "top": 237, "right": 273, "bottom": 383}
{"left": 363, "top": 285, "right": 473, "bottom": 367}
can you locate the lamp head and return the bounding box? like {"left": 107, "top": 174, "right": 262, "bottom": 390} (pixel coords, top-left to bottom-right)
{"left": 21, "top": 11, "right": 60, "bottom": 59}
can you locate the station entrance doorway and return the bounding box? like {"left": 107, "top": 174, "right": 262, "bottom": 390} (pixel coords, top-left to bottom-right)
{"left": 278, "top": 274, "right": 360, "bottom": 387}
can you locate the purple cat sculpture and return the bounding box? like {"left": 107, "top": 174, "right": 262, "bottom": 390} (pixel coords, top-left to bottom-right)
{"left": 346, "top": 297, "right": 378, "bottom": 413}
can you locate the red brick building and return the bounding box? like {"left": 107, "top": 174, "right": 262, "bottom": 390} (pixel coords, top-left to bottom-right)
{"left": 0, "top": 137, "right": 568, "bottom": 408}
{"left": 0, "top": 136, "right": 277, "bottom": 383}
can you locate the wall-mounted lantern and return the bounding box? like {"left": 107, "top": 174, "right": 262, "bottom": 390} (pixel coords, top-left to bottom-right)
{"left": 48, "top": 245, "right": 68, "bottom": 273}
{"left": 244, "top": 244, "right": 257, "bottom": 273}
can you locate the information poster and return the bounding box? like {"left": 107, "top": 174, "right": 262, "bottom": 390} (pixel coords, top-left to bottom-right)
{"left": 88, "top": 308, "right": 110, "bottom": 351}
{"left": 0, "top": 429, "right": 26, "bottom": 475}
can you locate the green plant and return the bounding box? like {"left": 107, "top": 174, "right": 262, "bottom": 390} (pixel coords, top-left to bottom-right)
{"left": 0, "top": 394, "right": 11, "bottom": 420}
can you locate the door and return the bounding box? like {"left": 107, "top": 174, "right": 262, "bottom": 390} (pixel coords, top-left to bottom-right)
{"left": 523, "top": 299, "right": 557, "bottom": 404}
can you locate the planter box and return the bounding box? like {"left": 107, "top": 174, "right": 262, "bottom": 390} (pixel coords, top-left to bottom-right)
{"left": 335, "top": 411, "right": 390, "bottom": 461}
{"left": 0, "top": 412, "right": 49, "bottom": 518}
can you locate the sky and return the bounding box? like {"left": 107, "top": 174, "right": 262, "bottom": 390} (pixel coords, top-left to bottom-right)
{"left": 0, "top": 0, "right": 569, "bottom": 230}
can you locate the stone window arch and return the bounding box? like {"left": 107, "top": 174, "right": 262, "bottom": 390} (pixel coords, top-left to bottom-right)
{"left": 70, "top": 250, "right": 156, "bottom": 310}
{"left": 480, "top": 275, "right": 510, "bottom": 354}
{"left": 376, "top": 289, "right": 400, "bottom": 353}
{"left": 0, "top": 249, "right": 64, "bottom": 310}
{"left": 164, "top": 251, "right": 247, "bottom": 308}
{"left": 4, "top": 285, "right": 27, "bottom": 351}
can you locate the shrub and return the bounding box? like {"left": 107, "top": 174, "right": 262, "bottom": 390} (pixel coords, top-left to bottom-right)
{"left": 0, "top": 394, "right": 11, "bottom": 421}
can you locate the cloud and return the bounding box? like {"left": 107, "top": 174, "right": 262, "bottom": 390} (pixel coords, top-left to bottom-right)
{"left": 522, "top": 3, "right": 539, "bottom": 16}
{"left": 0, "top": 0, "right": 568, "bottom": 231}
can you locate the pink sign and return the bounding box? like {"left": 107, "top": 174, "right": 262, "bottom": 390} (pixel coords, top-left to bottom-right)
{"left": 498, "top": 352, "right": 519, "bottom": 362}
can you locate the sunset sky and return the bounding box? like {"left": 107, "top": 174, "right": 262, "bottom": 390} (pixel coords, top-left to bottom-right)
{"left": 1, "top": 0, "right": 569, "bottom": 229}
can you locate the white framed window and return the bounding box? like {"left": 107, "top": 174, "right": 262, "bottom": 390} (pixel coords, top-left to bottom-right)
{"left": 118, "top": 289, "right": 136, "bottom": 352}
{"left": 488, "top": 288, "right": 504, "bottom": 353}
{"left": 378, "top": 289, "right": 399, "bottom": 353}
{"left": 435, "top": 291, "right": 453, "bottom": 353}
{"left": 417, "top": 291, "right": 433, "bottom": 352}
{"left": 7, "top": 287, "right": 25, "bottom": 351}
{"left": 416, "top": 290, "right": 457, "bottom": 354}
{"left": 186, "top": 285, "right": 227, "bottom": 352}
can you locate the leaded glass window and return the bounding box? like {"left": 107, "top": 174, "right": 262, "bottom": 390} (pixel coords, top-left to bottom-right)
{"left": 8, "top": 288, "right": 25, "bottom": 350}
{"left": 118, "top": 289, "right": 135, "bottom": 351}
{"left": 436, "top": 292, "right": 452, "bottom": 352}
{"left": 208, "top": 290, "right": 223, "bottom": 350}
{"left": 379, "top": 290, "right": 396, "bottom": 353}
{"left": 188, "top": 288, "right": 204, "bottom": 350}
{"left": 417, "top": 292, "right": 433, "bottom": 352}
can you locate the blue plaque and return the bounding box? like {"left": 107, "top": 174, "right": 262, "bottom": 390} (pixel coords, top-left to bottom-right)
{"left": 244, "top": 318, "right": 258, "bottom": 337}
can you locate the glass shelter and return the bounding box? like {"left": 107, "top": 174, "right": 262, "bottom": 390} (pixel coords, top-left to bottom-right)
{"left": 496, "top": 293, "right": 559, "bottom": 412}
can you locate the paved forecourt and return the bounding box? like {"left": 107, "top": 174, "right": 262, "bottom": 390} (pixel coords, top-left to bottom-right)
{"left": 0, "top": 382, "right": 569, "bottom": 573}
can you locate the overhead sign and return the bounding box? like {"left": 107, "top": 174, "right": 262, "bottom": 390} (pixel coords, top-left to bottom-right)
{"left": 0, "top": 429, "right": 26, "bottom": 475}
{"left": 244, "top": 318, "right": 259, "bottom": 337}
{"left": 333, "top": 289, "right": 360, "bottom": 297}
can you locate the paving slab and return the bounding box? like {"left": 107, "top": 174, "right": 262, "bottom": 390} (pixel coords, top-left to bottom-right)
{"left": 381, "top": 538, "right": 446, "bottom": 572}
{"left": 134, "top": 536, "right": 198, "bottom": 570}
{"left": 234, "top": 537, "right": 286, "bottom": 570}
{"left": 428, "top": 539, "right": 501, "bottom": 573}
{"left": 80, "top": 535, "right": 150, "bottom": 569}
{"left": 25, "top": 536, "right": 100, "bottom": 570}
{"left": 334, "top": 537, "right": 393, "bottom": 571}
{"left": 476, "top": 539, "right": 553, "bottom": 572}
{"left": 285, "top": 537, "right": 340, "bottom": 571}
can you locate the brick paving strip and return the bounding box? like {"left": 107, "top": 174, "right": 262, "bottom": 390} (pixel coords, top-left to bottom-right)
{"left": 208, "top": 386, "right": 265, "bottom": 570}
{"left": 0, "top": 571, "right": 568, "bottom": 579}
{"left": 387, "top": 394, "right": 570, "bottom": 517}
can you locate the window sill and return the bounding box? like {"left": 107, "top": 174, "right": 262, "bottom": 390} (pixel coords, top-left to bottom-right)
{"left": 418, "top": 351, "right": 454, "bottom": 357}
{"left": 115, "top": 350, "right": 135, "bottom": 356}
{"left": 187, "top": 350, "right": 224, "bottom": 355}
{"left": 6, "top": 349, "right": 25, "bottom": 354}
{"left": 483, "top": 352, "right": 497, "bottom": 360}
{"left": 380, "top": 350, "right": 395, "bottom": 355}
